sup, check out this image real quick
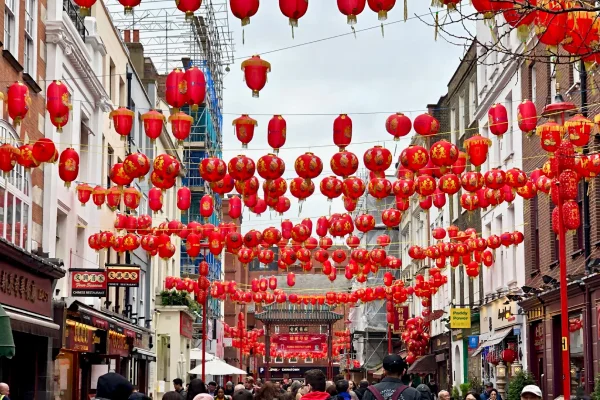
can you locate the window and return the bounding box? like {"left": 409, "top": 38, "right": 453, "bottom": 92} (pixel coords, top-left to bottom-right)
{"left": 304, "top": 357, "right": 313, "bottom": 363}
{"left": 458, "top": 94, "right": 465, "bottom": 137}
{"left": 531, "top": 196, "right": 540, "bottom": 272}
{"left": 80, "top": 117, "right": 89, "bottom": 182}
{"left": 119, "top": 78, "right": 126, "bottom": 107}
{"left": 0, "top": 123, "right": 32, "bottom": 251}
{"left": 469, "top": 79, "right": 477, "bottom": 122}
{"left": 106, "top": 145, "right": 114, "bottom": 187}
{"left": 574, "top": 181, "right": 584, "bottom": 251}
{"left": 24, "top": 0, "right": 35, "bottom": 74}
{"left": 504, "top": 92, "right": 513, "bottom": 159}
{"left": 507, "top": 205, "right": 516, "bottom": 283}
{"left": 450, "top": 108, "right": 457, "bottom": 145}
{"left": 530, "top": 63, "right": 537, "bottom": 104}
{"left": 4, "top": 0, "right": 16, "bottom": 54}
{"left": 479, "top": 47, "right": 488, "bottom": 93}
{"left": 109, "top": 59, "right": 116, "bottom": 103}
{"left": 288, "top": 357, "right": 298, "bottom": 363}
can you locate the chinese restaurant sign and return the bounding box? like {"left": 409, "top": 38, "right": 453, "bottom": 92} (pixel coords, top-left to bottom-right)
{"left": 71, "top": 269, "right": 107, "bottom": 297}
{"left": 271, "top": 334, "right": 327, "bottom": 353}
{"left": 0, "top": 261, "right": 52, "bottom": 317}
{"left": 450, "top": 308, "right": 471, "bottom": 329}
{"left": 391, "top": 306, "right": 409, "bottom": 334}
{"left": 107, "top": 265, "right": 140, "bottom": 287}
{"left": 180, "top": 312, "right": 194, "bottom": 339}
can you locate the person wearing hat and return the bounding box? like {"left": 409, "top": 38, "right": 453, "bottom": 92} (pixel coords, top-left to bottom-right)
{"left": 520, "top": 385, "right": 542, "bottom": 400}
{"left": 95, "top": 373, "right": 134, "bottom": 400}
{"left": 362, "top": 355, "right": 421, "bottom": 400}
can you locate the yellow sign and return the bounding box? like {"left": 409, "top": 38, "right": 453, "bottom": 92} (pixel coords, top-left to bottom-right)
{"left": 562, "top": 337, "right": 568, "bottom": 351}
{"left": 450, "top": 308, "right": 471, "bottom": 329}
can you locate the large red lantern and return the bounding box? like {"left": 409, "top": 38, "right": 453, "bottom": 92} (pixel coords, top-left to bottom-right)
{"left": 430, "top": 140, "right": 458, "bottom": 167}
{"left": 536, "top": 121, "right": 564, "bottom": 153}
{"left": 342, "top": 176, "right": 366, "bottom": 199}
{"left": 241, "top": 55, "right": 271, "bottom": 98}
{"left": 200, "top": 195, "right": 214, "bottom": 219}
{"left": 464, "top": 135, "right": 492, "bottom": 167}
{"left": 110, "top": 163, "right": 134, "bottom": 188}
{"left": 169, "top": 112, "right": 193, "bottom": 145}
{"left": 200, "top": 157, "right": 227, "bottom": 183}
{"left": 565, "top": 114, "right": 593, "bottom": 148}
{"left": 230, "top": 0, "right": 260, "bottom": 26}
{"left": 32, "top": 138, "right": 56, "bottom": 163}
{"left": 505, "top": 168, "right": 528, "bottom": 188}
{"left": 153, "top": 154, "right": 180, "bottom": 180}
{"left": 7, "top": 82, "right": 31, "bottom": 126}
{"left": 232, "top": 115, "right": 257, "bottom": 148}
{"left": 382, "top": 208, "right": 402, "bottom": 228}
{"left": 268, "top": 115, "right": 287, "bottom": 153}
{"left": 228, "top": 154, "right": 256, "bottom": 182}
{"left": 363, "top": 146, "right": 392, "bottom": 173}
{"left": 333, "top": 114, "right": 353, "bottom": 150}
{"left": 413, "top": 113, "right": 440, "bottom": 137}
{"left": 517, "top": 100, "right": 537, "bottom": 135}
{"left": 400, "top": 145, "right": 429, "bottom": 172}
{"left": 124, "top": 152, "right": 150, "bottom": 182}
{"left": 16, "top": 144, "right": 39, "bottom": 170}
{"left": 165, "top": 68, "right": 187, "bottom": 109}
{"left": 58, "top": 148, "right": 79, "bottom": 187}
{"left": 337, "top": 0, "right": 366, "bottom": 25}
{"left": 110, "top": 107, "right": 135, "bottom": 140}
{"left": 295, "top": 152, "right": 323, "bottom": 182}
{"left": 535, "top": 0, "right": 568, "bottom": 47}
{"left": 460, "top": 192, "right": 480, "bottom": 211}
{"left": 211, "top": 174, "right": 235, "bottom": 196}
{"left": 320, "top": 176, "right": 343, "bottom": 200}
{"left": 331, "top": 150, "right": 359, "bottom": 178}
{"left": 386, "top": 112, "right": 412, "bottom": 140}
{"left": 368, "top": 178, "right": 392, "bottom": 200}
{"left": 438, "top": 173, "right": 460, "bottom": 195}
{"left": 289, "top": 177, "right": 314, "bottom": 202}
{"left": 367, "top": 0, "right": 395, "bottom": 21}
{"left": 141, "top": 110, "right": 166, "bottom": 142}
{"left": 416, "top": 174, "right": 437, "bottom": 197}
{"left": 46, "top": 80, "right": 71, "bottom": 132}
{"left": 257, "top": 153, "right": 285, "bottom": 181}
{"left": 488, "top": 103, "right": 509, "bottom": 137}
{"left": 185, "top": 66, "right": 206, "bottom": 110}
{"left": 279, "top": 0, "right": 309, "bottom": 36}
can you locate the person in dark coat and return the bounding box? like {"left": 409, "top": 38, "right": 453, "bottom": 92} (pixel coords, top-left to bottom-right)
{"left": 361, "top": 355, "right": 421, "bottom": 400}
{"left": 95, "top": 373, "right": 134, "bottom": 400}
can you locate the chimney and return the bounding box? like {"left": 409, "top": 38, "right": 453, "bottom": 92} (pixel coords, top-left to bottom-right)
{"left": 124, "top": 29, "right": 131, "bottom": 43}
{"left": 133, "top": 29, "right": 140, "bottom": 43}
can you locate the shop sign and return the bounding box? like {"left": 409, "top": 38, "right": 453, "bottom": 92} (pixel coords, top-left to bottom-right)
{"left": 271, "top": 334, "right": 327, "bottom": 353}
{"left": 450, "top": 308, "right": 471, "bottom": 329}
{"left": 65, "top": 322, "right": 98, "bottom": 352}
{"left": 468, "top": 336, "right": 479, "bottom": 349}
{"left": 106, "top": 265, "right": 140, "bottom": 288}
{"left": 391, "top": 306, "right": 409, "bottom": 334}
{"left": 533, "top": 322, "right": 544, "bottom": 353}
{"left": 431, "top": 335, "right": 450, "bottom": 352}
{"left": 288, "top": 326, "right": 309, "bottom": 333}
{"left": 0, "top": 261, "right": 52, "bottom": 317}
{"left": 80, "top": 311, "right": 110, "bottom": 330}
{"left": 180, "top": 312, "right": 194, "bottom": 339}
{"left": 108, "top": 330, "right": 130, "bottom": 357}
{"left": 70, "top": 269, "right": 107, "bottom": 297}
{"left": 481, "top": 300, "right": 519, "bottom": 334}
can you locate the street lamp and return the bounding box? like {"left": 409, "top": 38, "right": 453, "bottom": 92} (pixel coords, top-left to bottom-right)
{"left": 541, "top": 85, "right": 576, "bottom": 398}
{"left": 496, "top": 361, "right": 507, "bottom": 398}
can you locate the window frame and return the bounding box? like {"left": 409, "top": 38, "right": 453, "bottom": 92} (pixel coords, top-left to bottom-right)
{"left": 23, "top": 0, "right": 36, "bottom": 75}
{"left": 4, "top": 0, "right": 17, "bottom": 55}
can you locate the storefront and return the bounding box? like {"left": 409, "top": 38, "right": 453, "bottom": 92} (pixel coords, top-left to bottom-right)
{"left": 520, "top": 275, "right": 600, "bottom": 399}
{"left": 53, "top": 300, "right": 155, "bottom": 400}
{"left": 258, "top": 366, "right": 340, "bottom": 381}
{"left": 431, "top": 333, "right": 450, "bottom": 390}
{"left": 0, "top": 238, "right": 65, "bottom": 400}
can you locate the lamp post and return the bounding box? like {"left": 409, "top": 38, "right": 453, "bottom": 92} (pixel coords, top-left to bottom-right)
{"left": 541, "top": 86, "right": 576, "bottom": 398}
{"left": 496, "top": 361, "right": 507, "bottom": 399}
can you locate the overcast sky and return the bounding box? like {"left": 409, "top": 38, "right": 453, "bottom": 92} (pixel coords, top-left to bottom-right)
{"left": 220, "top": 2, "right": 466, "bottom": 234}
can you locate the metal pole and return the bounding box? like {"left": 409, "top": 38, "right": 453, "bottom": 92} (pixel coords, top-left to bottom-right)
{"left": 201, "top": 251, "right": 207, "bottom": 382}
{"left": 387, "top": 325, "right": 392, "bottom": 354}
{"left": 265, "top": 323, "right": 271, "bottom": 381}
{"left": 328, "top": 323, "right": 333, "bottom": 380}
{"left": 554, "top": 179, "right": 571, "bottom": 398}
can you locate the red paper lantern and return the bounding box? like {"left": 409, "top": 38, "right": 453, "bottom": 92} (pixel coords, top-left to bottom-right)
{"left": 355, "top": 214, "right": 375, "bottom": 233}
{"left": 563, "top": 200, "right": 581, "bottom": 231}
{"left": 517, "top": 100, "right": 537, "bottom": 135}
{"left": 464, "top": 135, "right": 492, "bottom": 167}
{"left": 16, "top": 144, "right": 38, "bottom": 170}
{"left": 400, "top": 145, "right": 429, "bottom": 172}
{"left": 124, "top": 152, "right": 151, "bottom": 181}
{"left": 413, "top": 113, "right": 440, "bottom": 137}
{"left": 200, "top": 195, "right": 214, "bottom": 219}
{"left": 110, "top": 107, "right": 135, "bottom": 140}
{"left": 110, "top": 163, "right": 134, "bottom": 188}
{"left": 565, "top": 114, "right": 593, "bottom": 148}
{"left": 185, "top": 66, "right": 206, "bottom": 110}
{"left": 337, "top": 0, "right": 366, "bottom": 25}
{"left": 251, "top": 198, "right": 267, "bottom": 216}
{"left": 228, "top": 195, "right": 242, "bottom": 220}
{"left": 368, "top": 0, "right": 396, "bottom": 20}
{"left": 331, "top": 150, "right": 359, "bottom": 178}
{"left": 32, "top": 138, "right": 56, "bottom": 163}
{"left": 368, "top": 178, "right": 392, "bottom": 200}
{"left": 268, "top": 115, "right": 287, "bottom": 153}
{"left": 438, "top": 173, "right": 460, "bottom": 195}
{"left": 105, "top": 187, "right": 121, "bottom": 211}
{"left": 58, "top": 148, "right": 79, "bottom": 187}
{"left": 488, "top": 103, "right": 509, "bottom": 137}
{"left": 320, "top": 176, "right": 343, "bottom": 200}
{"left": 279, "top": 0, "right": 309, "bottom": 36}
{"left": 169, "top": 112, "right": 194, "bottom": 145}
{"left": 452, "top": 152, "right": 468, "bottom": 175}
{"left": 117, "top": 0, "right": 140, "bottom": 13}
{"left": 364, "top": 146, "right": 392, "bottom": 173}
{"left": 460, "top": 192, "right": 480, "bottom": 211}
{"left": 76, "top": 184, "right": 93, "bottom": 206}
{"left": 153, "top": 154, "right": 180, "bottom": 180}
{"left": 289, "top": 177, "right": 314, "bottom": 202}
{"left": 141, "top": 110, "right": 166, "bottom": 142}
{"left": 123, "top": 188, "right": 141, "bottom": 210}
{"left": 241, "top": 55, "right": 271, "bottom": 98}
{"left": 430, "top": 140, "right": 459, "bottom": 167}
{"left": 92, "top": 186, "right": 106, "bottom": 209}
{"left": 200, "top": 157, "right": 227, "bottom": 183}
{"left": 232, "top": 114, "right": 257, "bottom": 148}
{"left": 46, "top": 80, "right": 71, "bottom": 132}
{"left": 257, "top": 153, "right": 285, "bottom": 181}
{"left": 295, "top": 152, "right": 323, "bottom": 182}
{"left": 230, "top": 0, "right": 260, "bottom": 26}
{"left": 228, "top": 154, "right": 256, "bottom": 182}
{"left": 386, "top": 112, "right": 412, "bottom": 140}
{"left": 416, "top": 174, "right": 437, "bottom": 197}
{"left": 7, "top": 82, "right": 31, "bottom": 126}
{"left": 333, "top": 114, "right": 353, "bottom": 150}
{"left": 342, "top": 176, "right": 366, "bottom": 199}
{"left": 209, "top": 174, "right": 234, "bottom": 197}
{"left": 287, "top": 272, "right": 296, "bottom": 287}
{"left": 535, "top": 0, "right": 568, "bottom": 46}
{"left": 382, "top": 208, "right": 402, "bottom": 228}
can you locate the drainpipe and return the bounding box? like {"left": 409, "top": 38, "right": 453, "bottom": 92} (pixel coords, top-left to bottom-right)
{"left": 125, "top": 64, "right": 133, "bottom": 312}
{"left": 579, "top": 60, "right": 594, "bottom": 393}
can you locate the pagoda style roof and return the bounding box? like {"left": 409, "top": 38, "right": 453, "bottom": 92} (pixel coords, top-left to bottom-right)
{"left": 255, "top": 303, "right": 344, "bottom": 324}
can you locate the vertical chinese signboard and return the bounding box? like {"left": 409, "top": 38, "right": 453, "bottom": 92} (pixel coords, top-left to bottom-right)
{"left": 391, "top": 306, "right": 409, "bottom": 334}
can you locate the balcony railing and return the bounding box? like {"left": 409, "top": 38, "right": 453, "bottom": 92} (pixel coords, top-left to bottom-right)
{"left": 63, "top": 0, "right": 87, "bottom": 41}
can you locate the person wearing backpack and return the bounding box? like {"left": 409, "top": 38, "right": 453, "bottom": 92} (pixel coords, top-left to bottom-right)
{"left": 362, "top": 355, "right": 421, "bottom": 400}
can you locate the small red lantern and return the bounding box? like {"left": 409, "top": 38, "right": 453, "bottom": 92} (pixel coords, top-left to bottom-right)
{"left": 109, "top": 107, "right": 135, "bottom": 140}
{"left": 565, "top": 114, "right": 593, "bottom": 148}
{"left": 268, "top": 115, "right": 287, "bottom": 153}
{"left": 72, "top": 0, "right": 96, "bottom": 15}
{"left": 289, "top": 177, "right": 314, "bottom": 203}
{"left": 251, "top": 198, "right": 267, "bottom": 216}
{"left": 200, "top": 157, "right": 227, "bottom": 182}
{"left": 200, "top": 195, "right": 214, "bottom": 219}
{"left": 230, "top": 0, "right": 260, "bottom": 26}
{"left": 488, "top": 103, "right": 509, "bottom": 137}
{"left": 363, "top": 146, "right": 392, "bottom": 173}
{"left": 46, "top": 80, "right": 71, "bottom": 132}
{"left": 228, "top": 154, "right": 256, "bottom": 182}
{"left": 438, "top": 173, "right": 461, "bottom": 195}
{"left": 413, "top": 113, "right": 440, "bottom": 137}
{"left": 169, "top": 112, "right": 194, "bottom": 145}
{"left": 430, "top": 140, "right": 458, "bottom": 167}
{"left": 149, "top": 187, "right": 163, "bottom": 213}
{"left": 117, "top": 0, "right": 140, "bottom": 13}
{"left": 211, "top": 174, "right": 235, "bottom": 197}
{"left": 123, "top": 188, "right": 141, "bottom": 210}
{"left": 464, "top": 135, "right": 492, "bottom": 167}
{"left": 368, "top": 177, "right": 392, "bottom": 200}
{"left": 505, "top": 168, "right": 528, "bottom": 188}
{"left": 287, "top": 272, "right": 296, "bottom": 287}
{"left": 279, "top": 0, "right": 309, "bottom": 35}
{"left": 165, "top": 68, "right": 188, "bottom": 108}
{"left": 416, "top": 174, "right": 437, "bottom": 197}
{"left": 368, "top": 0, "right": 395, "bottom": 21}
{"left": 563, "top": 200, "right": 581, "bottom": 231}
{"left": 16, "top": 144, "right": 39, "bottom": 170}
{"left": 536, "top": 121, "right": 564, "bottom": 153}
{"left": 141, "top": 110, "right": 166, "bottom": 142}
{"left": 229, "top": 195, "right": 243, "bottom": 219}
{"left": 110, "top": 162, "right": 134, "bottom": 188}
{"left": 295, "top": 152, "right": 323, "bottom": 182}
{"left": 333, "top": 114, "right": 353, "bottom": 150}
{"left": 320, "top": 176, "right": 343, "bottom": 201}
{"left": 32, "top": 138, "right": 56, "bottom": 163}
{"left": 386, "top": 112, "right": 412, "bottom": 140}
{"left": 92, "top": 186, "right": 106, "bottom": 209}
{"left": 342, "top": 176, "right": 366, "bottom": 199}
{"left": 331, "top": 150, "right": 359, "bottom": 178}
{"left": 517, "top": 100, "right": 537, "bottom": 135}
{"left": 241, "top": 55, "right": 271, "bottom": 98}
{"left": 382, "top": 208, "right": 402, "bottom": 228}
{"left": 58, "top": 148, "right": 79, "bottom": 187}
{"left": 337, "top": 0, "right": 366, "bottom": 25}
{"left": 185, "top": 66, "right": 206, "bottom": 110}
{"left": 7, "top": 82, "right": 31, "bottom": 126}
{"left": 106, "top": 187, "right": 122, "bottom": 211}
{"left": 257, "top": 153, "right": 285, "bottom": 181}
{"left": 76, "top": 184, "right": 93, "bottom": 206}
{"left": 460, "top": 192, "right": 480, "bottom": 211}
{"left": 232, "top": 115, "right": 257, "bottom": 148}
{"left": 400, "top": 145, "right": 429, "bottom": 172}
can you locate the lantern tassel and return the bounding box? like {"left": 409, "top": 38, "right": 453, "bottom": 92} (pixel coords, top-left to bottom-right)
{"left": 243, "top": 28, "right": 245, "bottom": 45}
{"left": 352, "top": 26, "right": 357, "bottom": 39}
{"left": 434, "top": 12, "right": 439, "bottom": 41}
{"left": 291, "top": 25, "right": 295, "bottom": 39}
{"left": 404, "top": 0, "right": 408, "bottom": 21}
{"left": 381, "top": 23, "right": 384, "bottom": 37}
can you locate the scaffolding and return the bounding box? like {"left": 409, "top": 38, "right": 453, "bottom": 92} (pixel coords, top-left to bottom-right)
{"left": 108, "top": 0, "right": 234, "bottom": 320}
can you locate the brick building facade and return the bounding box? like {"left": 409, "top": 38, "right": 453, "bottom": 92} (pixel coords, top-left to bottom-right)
{"left": 520, "top": 47, "right": 600, "bottom": 399}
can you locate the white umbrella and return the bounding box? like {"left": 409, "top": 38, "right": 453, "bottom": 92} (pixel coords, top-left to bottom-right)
{"left": 188, "top": 359, "right": 247, "bottom": 376}
{"left": 189, "top": 348, "right": 215, "bottom": 362}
